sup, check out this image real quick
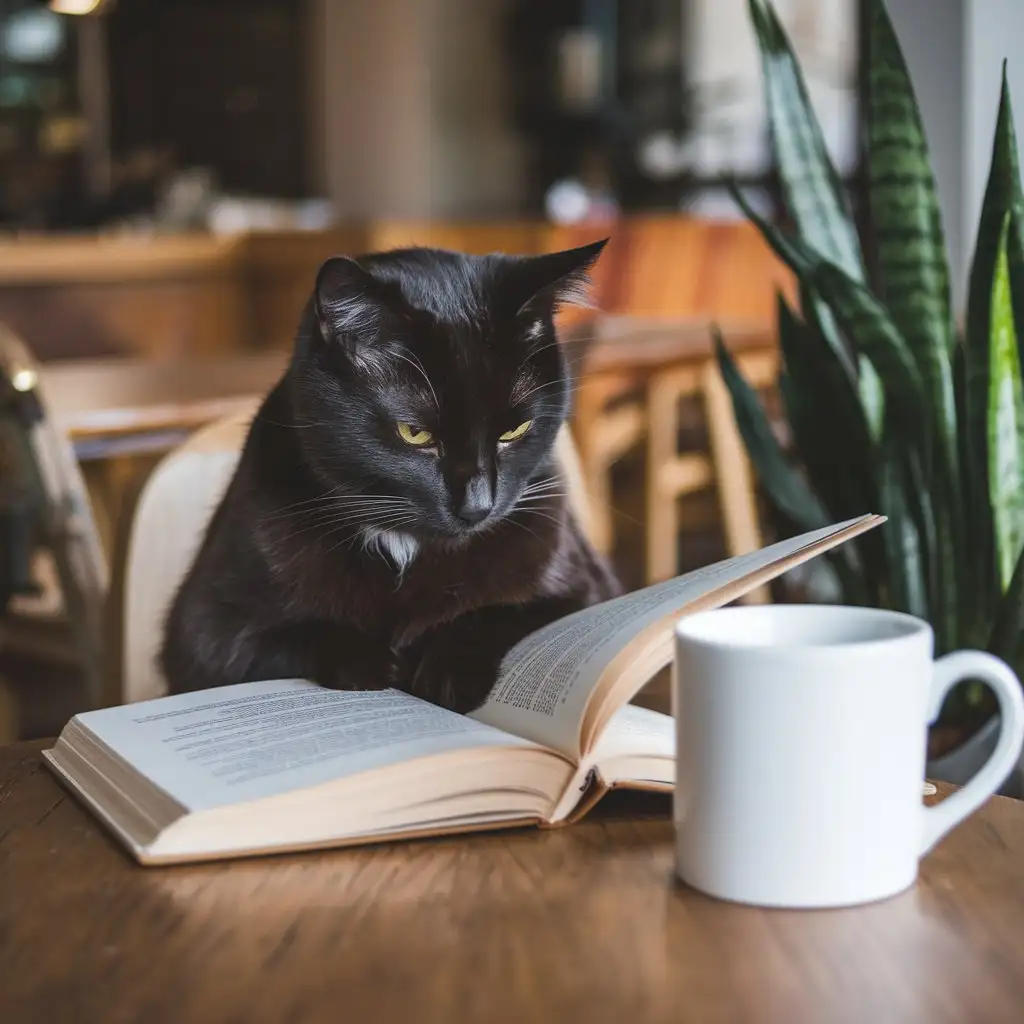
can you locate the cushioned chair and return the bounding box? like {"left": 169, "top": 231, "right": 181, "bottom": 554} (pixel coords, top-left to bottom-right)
{"left": 116, "top": 407, "right": 598, "bottom": 704}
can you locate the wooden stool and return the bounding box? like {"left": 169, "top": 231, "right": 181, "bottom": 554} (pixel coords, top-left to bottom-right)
{"left": 645, "top": 349, "right": 778, "bottom": 594}
{"left": 567, "top": 317, "right": 778, "bottom": 587}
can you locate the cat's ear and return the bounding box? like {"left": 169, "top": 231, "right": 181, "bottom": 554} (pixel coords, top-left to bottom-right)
{"left": 313, "top": 256, "right": 389, "bottom": 347}
{"left": 511, "top": 238, "right": 609, "bottom": 319}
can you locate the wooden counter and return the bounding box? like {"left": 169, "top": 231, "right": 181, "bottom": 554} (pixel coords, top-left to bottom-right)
{"left": 0, "top": 218, "right": 792, "bottom": 361}
{"left": 0, "top": 229, "right": 362, "bottom": 360}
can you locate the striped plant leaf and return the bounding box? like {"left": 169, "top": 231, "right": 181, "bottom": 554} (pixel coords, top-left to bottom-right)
{"left": 988, "top": 215, "right": 1024, "bottom": 592}
{"left": 810, "top": 264, "right": 928, "bottom": 437}
{"left": 815, "top": 251, "right": 962, "bottom": 628}
{"left": 776, "top": 295, "right": 880, "bottom": 605}
{"left": 749, "top": 0, "right": 863, "bottom": 279}
{"left": 1012, "top": 214, "right": 1024, "bottom": 379}
{"left": 989, "top": 544, "right": 1024, "bottom": 663}
{"left": 777, "top": 291, "right": 875, "bottom": 518}
{"left": 857, "top": 353, "right": 886, "bottom": 443}
{"left": 801, "top": 281, "right": 886, "bottom": 442}
{"left": 729, "top": 181, "right": 884, "bottom": 441}
{"left": 877, "top": 438, "right": 928, "bottom": 620}
{"left": 865, "top": 0, "right": 958, "bottom": 485}
{"left": 729, "top": 181, "right": 856, "bottom": 379}
{"left": 714, "top": 332, "right": 828, "bottom": 530}
{"left": 903, "top": 448, "right": 940, "bottom": 624}
{"left": 732, "top": 178, "right": 922, "bottom": 445}
{"left": 965, "top": 66, "right": 1023, "bottom": 599}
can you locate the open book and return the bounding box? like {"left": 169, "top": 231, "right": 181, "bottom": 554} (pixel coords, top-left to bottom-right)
{"left": 45, "top": 515, "right": 882, "bottom": 864}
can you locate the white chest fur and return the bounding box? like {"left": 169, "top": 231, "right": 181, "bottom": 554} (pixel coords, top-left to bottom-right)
{"left": 362, "top": 528, "right": 419, "bottom": 573}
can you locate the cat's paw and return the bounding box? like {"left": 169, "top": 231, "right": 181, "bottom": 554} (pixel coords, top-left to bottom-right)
{"left": 407, "top": 634, "right": 504, "bottom": 714}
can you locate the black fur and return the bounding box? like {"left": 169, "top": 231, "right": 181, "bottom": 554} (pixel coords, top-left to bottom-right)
{"left": 160, "top": 241, "right": 620, "bottom": 712}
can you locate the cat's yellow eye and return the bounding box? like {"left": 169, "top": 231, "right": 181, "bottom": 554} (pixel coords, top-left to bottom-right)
{"left": 499, "top": 420, "right": 533, "bottom": 443}
{"left": 397, "top": 422, "right": 434, "bottom": 446}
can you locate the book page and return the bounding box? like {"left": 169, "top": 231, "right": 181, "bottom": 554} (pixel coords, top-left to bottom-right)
{"left": 72, "top": 680, "right": 539, "bottom": 812}
{"left": 590, "top": 703, "right": 674, "bottom": 762}
{"left": 471, "top": 517, "right": 875, "bottom": 755}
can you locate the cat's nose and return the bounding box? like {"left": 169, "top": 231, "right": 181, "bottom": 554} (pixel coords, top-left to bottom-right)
{"left": 457, "top": 475, "right": 494, "bottom": 525}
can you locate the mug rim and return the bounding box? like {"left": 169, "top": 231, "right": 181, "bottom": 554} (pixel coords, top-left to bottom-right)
{"left": 674, "top": 603, "right": 931, "bottom": 654}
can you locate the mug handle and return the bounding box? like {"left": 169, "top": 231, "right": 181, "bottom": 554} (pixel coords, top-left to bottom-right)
{"left": 921, "top": 651, "right": 1024, "bottom": 854}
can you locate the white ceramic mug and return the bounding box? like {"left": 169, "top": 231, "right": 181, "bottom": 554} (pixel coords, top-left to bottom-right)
{"left": 673, "top": 605, "right": 1024, "bottom": 908}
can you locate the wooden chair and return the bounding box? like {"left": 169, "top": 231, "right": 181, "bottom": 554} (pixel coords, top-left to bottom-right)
{"left": 565, "top": 315, "right": 779, "bottom": 591}
{"left": 0, "top": 334, "right": 287, "bottom": 737}
{"left": 644, "top": 347, "right": 778, "bottom": 596}
{"left": 0, "top": 326, "right": 109, "bottom": 736}
{"left": 115, "top": 415, "right": 597, "bottom": 705}
{"left": 39, "top": 351, "right": 286, "bottom": 556}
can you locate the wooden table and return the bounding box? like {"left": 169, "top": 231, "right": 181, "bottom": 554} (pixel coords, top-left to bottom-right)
{"left": 2, "top": 742, "right": 1023, "bottom": 1023}
{"left": 41, "top": 351, "right": 287, "bottom": 459}
{"left": 36, "top": 352, "right": 286, "bottom": 561}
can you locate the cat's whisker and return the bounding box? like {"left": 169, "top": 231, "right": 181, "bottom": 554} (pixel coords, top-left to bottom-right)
{"left": 263, "top": 489, "right": 346, "bottom": 514}
{"left": 268, "top": 503, "right": 417, "bottom": 541}
{"left": 321, "top": 513, "right": 421, "bottom": 556}
{"left": 520, "top": 478, "right": 562, "bottom": 496}
{"left": 518, "top": 493, "right": 565, "bottom": 505}
{"left": 518, "top": 508, "right": 567, "bottom": 529}
{"left": 260, "top": 491, "right": 409, "bottom": 518}
{"left": 264, "top": 505, "right": 411, "bottom": 528}
{"left": 513, "top": 375, "right": 590, "bottom": 403}
{"left": 261, "top": 496, "right": 412, "bottom": 523}
{"left": 518, "top": 491, "right": 567, "bottom": 505}
{"left": 521, "top": 487, "right": 562, "bottom": 497}
{"left": 390, "top": 350, "right": 440, "bottom": 413}
{"left": 302, "top": 506, "right": 416, "bottom": 531}
{"left": 502, "top": 515, "right": 545, "bottom": 545}
{"left": 261, "top": 418, "right": 339, "bottom": 430}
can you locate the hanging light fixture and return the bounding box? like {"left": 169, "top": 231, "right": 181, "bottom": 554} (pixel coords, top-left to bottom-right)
{"left": 48, "top": 1, "right": 113, "bottom": 16}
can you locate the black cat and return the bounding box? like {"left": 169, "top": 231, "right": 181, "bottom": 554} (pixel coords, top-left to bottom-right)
{"left": 160, "top": 240, "right": 621, "bottom": 713}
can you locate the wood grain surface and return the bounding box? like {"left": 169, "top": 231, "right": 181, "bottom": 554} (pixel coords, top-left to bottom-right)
{"left": 40, "top": 352, "right": 286, "bottom": 442}
{"left": 2, "top": 741, "right": 1024, "bottom": 1024}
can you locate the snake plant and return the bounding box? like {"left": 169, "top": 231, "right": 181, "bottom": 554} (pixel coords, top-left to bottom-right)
{"left": 718, "top": 0, "right": 1024, "bottom": 718}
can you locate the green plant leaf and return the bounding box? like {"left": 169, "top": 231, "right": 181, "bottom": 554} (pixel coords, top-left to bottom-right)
{"left": 729, "top": 181, "right": 857, "bottom": 373}
{"left": 731, "top": 183, "right": 902, "bottom": 433}
{"left": 742, "top": 0, "right": 886, "bottom": 443}
{"left": 749, "top": 0, "right": 863, "bottom": 279}
{"left": 989, "top": 543, "right": 1024, "bottom": 662}
{"left": 714, "top": 331, "right": 828, "bottom": 530}
{"left": 865, "top": 0, "right": 954, "bottom": 348}
{"left": 865, "top": 0, "right": 958, "bottom": 490}
{"left": 965, "top": 66, "right": 1023, "bottom": 604}
{"left": 810, "top": 264, "right": 928, "bottom": 436}
{"left": 988, "top": 215, "right": 1024, "bottom": 591}
{"left": 877, "top": 439, "right": 929, "bottom": 619}
{"left": 796, "top": 279, "right": 885, "bottom": 443}
{"left": 857, "top": 354, "right": 886, "bottom": 443}
{"left": 1012, "top": 214, "right": 1024, "bottom": 385}
{"left": 777, "top": 291, "right": 875, "bottom": 517}
{"left": 776, "top": 299, "right": 882, "bottom": 606}
{"left": 904, "top": 448, "right": 939, "bottom": 613}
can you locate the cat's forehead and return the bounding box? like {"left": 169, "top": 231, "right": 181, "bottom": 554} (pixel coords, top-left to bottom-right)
{"left": 385, "top": 329, "right": 542, "bottom": 408}
{"left": 361, "top": 248, "right": 502, "bottom": 325}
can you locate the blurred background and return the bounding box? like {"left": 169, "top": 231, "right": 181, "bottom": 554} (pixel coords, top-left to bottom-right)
{"left": 0, "top": 0, "right": 1014, "bottom": 740}
{"left": 0, "top": 0, "right": 861, "bottom": 232}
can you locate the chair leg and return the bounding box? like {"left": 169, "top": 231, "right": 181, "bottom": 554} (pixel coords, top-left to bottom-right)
{"left": 0, "top": 675, "right": 17, "bottom": 743}
{"left": 645, "top": 372, "right": 682, "bottom": 584}
{"left": 574, "top": 372, "right": 641, "bottom": 557}
{"left": 702, "top": 359, "right": 769, "bottom": 604}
